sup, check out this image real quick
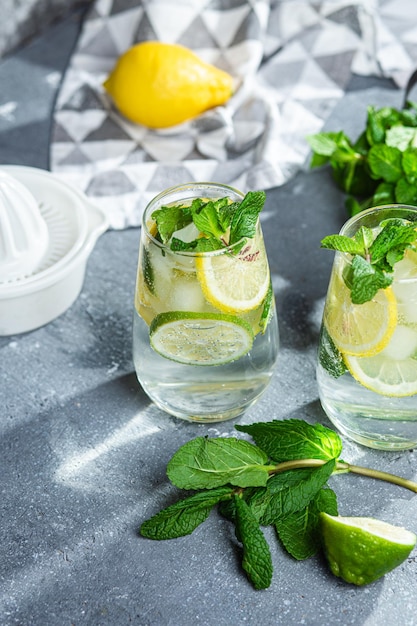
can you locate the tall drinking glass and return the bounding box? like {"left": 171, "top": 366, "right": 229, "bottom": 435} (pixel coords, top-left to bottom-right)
{"left": 133, "top": 182, "right": 279, "bottom": 422}
{"left": 317, "top": 204, "right": 417, "bottom": 450}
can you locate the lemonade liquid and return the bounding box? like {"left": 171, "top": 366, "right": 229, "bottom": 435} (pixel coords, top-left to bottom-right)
{"left": 133, "top": 184, "right": 279, "bottom": 422}
{"left": 317, "top": 205, "right": 417, "bottom": 450}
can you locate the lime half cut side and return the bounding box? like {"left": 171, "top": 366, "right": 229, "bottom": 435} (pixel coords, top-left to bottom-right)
{"left": 149, "top": 311, "right": 254, "bottom": 366}
{"left": 320, "top": 513, "right": 416, "bottom": 586}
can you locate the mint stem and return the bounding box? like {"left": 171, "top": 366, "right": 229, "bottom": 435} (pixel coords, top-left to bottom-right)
{"left": 270, "top": 459, "right": 417, "bottom": 494}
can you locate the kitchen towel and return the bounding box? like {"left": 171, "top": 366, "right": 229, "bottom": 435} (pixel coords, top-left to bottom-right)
{"left": 50, "top": 0, "right": 417, "bottom": 229}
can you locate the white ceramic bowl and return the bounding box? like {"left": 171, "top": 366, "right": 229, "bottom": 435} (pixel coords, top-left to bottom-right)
{"left": 0, "top": 166, "right": 109, "bottom": 335}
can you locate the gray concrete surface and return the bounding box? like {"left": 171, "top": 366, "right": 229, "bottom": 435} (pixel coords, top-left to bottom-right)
{"left": 1, "top": 10, "right": 417, "bottom": 626}
{"left": 0, "top": 1, "right": 91, "bottom": 58}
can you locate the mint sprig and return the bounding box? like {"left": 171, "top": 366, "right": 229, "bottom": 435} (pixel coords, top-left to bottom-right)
{"left": 151, "top": 190, "right": 266, "bottom": 253}
{"left": 139, "top": 418, "right": 417, "bottom": 589}
{"left": 321, "top": 219, "right": 417, "bottom": 304}
{"left": 307, "top": 101, "right": 417, "bottom": 215}
{"left": 318, "top": 325, "right": 347, "bottom": 379}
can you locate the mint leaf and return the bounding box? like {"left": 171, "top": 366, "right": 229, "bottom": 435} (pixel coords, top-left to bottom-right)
{"left": 170, "top": 235, "right": 222, "bottom": 252}
{"left": 167, "top": 437, "right": 270, "bottom": 490}
{"left": 348, "top": 254, "right": 393, "bottom": 304}
{"left": 138, "top": 417, "right": 417, "bottom": 590}
{"left": 318, "top": 324, "right": 347, "bottom": 379}
{"left": 321, "top": 219, "right": 417, "bottom": 304}
{"left": 275, "top": 487, "right": 338, "bottom": 560}
{"left": 234, "top": 495, "right": 273, "bottom": 590}
{"left": 368, "top": 144, "right": 403, "bottom": 183}
{"left": 320, "top": 234, "right": 365, "bottom": 255}
{"left": 260, "top": 461, "right": 336, "bottom": 525}
{"left": 152, "top": 204, "right": 193, "bottom": 243}
{"left": 396, "top": 177, "right": 417, "bottom": 204}
{"left": 150, "top": 191, "right": 266, "bottom": 252}
{"left": 236, "top": 419, "right": 342, "bottom": 462}
{"left": 213, "top": 197, "right": 236, "bottom": 231}
{"left": 385, "top": 126, "right": 417, "bottom": 151}
{"left": 402, "top": 148, "right": 417, "bottom": 183}
{"left": 354, "top": 225, "right": 374, "bottom": 251}
{"left": 259, "top": 282, "right": 273, "bottom": 334}
{"left": 142, "top": 246, "right": 154, "bottom": 294}
{"left": 373, "top": 181, "right": 396, "bottom": 205}
{"left": 308, "top": 102, "right": 417, "bottom": 216}
{"left": 307, "top": 131, "right": 352, "bottom": 158}
{"left": 369, "top": 220, "right": 417, "bottom": 265}
{"left": 191, "top": 200, "right": 227, "bottom": 240}
{"left": 140, "top": 487, "right": 233, "bottom": 539}
{"left": 229, "top": 191, "right": 265, "bottom": 245}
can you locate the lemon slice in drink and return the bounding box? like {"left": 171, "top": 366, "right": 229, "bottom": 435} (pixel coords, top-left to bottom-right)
{"left": 320, "top": 513, "right": 416, "bottom": 585}
{"left": 344, "top": 324, "right": 417, "bottom": 396}
{"left": 196, "top": 233, "right": 270, "bottom": 314}
{"left": 149, "top": 311, "right": 254, "bottom": 365}
{"left": 324, "top": 270, "right": 397, "bottom": 357}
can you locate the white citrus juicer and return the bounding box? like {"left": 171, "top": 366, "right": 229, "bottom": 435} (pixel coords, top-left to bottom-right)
{"left": 0, "top": 166, "right": 108, "bottom": 335}
{"left": 0, "top": 169, "right": 49, "bottom": 281}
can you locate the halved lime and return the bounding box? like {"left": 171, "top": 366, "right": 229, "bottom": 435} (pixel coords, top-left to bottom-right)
{"left": 149, "top": 311, "right": 254, "bottom": 365}
{"left": 320, "top": 513, "right": 416, "bottom": 585}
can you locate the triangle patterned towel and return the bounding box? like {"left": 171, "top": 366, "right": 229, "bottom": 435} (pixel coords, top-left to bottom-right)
{"left": 50, "top": 0, "right": 417, "bottom": 229}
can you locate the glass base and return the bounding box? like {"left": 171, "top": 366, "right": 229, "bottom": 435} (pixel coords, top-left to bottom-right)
{"left": 321, "top": 399, "right": 417, "bottom": 451}
{"left": 139, "top": 378, "right": 268, "bottom": 423}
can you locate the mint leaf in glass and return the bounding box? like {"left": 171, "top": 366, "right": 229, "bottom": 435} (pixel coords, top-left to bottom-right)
{"left": 348, "top": 254, "right": 393, "bottom": 304}
{"left": 150, "top": 191, "right": 266, "bottom": 253}
{"left": 151, "top": 203, "right": 194, "bottom": 243}
{"left": 318, "top": 325, "right": 347, "bottom": 379}
{"left": 229, "top": 190, "right": 266, "bottom": 245}
{"left": 191, "top": 199, "right": 228, "bottom": 240}
{"left": 321, "top": 218, "right": 417, "bottom": 304}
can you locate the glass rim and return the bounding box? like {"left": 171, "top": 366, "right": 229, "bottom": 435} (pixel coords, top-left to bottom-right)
{"left": 340, "top": 203, "right": 417, "bottom": 237}
{"left": 141, "top": 181, "right": 251, "bottom": 258}
{"left": 336, "top": 204, "right": 417, "bottom": 283}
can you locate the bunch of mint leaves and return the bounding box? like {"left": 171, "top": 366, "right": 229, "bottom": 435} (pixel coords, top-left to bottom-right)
{"left": 151, "top": 190, "right": 265, "bottom": 253}
{"left": 140, "top": 419, "right": 417, "bottom": 590}
{"left": 307, "top": 101, "right": 417, "bottom": 215}
{"left": 321, "top": 218, "right": 417, "bottom": 304}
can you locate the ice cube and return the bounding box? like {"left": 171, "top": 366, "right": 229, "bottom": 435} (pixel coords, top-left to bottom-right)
{"left": 168, "top": 276, "right": 206, "bottom": 312}
{"left": 382, "top": 325, "right": 417, "bottom": 360}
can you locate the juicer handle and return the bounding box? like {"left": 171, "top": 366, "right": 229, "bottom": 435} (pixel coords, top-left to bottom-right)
{"left": 82, "top": 201, "right": 109, "bottom": 258}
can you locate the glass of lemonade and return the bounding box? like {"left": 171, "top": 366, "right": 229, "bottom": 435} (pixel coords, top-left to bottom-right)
{"left": 317, "top": 204, "right": 417, "bottom": 450}
{"left": 133, "top": 182, "right": 279, "bottom": 422}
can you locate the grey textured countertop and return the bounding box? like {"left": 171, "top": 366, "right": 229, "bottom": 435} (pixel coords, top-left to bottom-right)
{"left": 1, "top": 11, "right": 417, "bottom": 626}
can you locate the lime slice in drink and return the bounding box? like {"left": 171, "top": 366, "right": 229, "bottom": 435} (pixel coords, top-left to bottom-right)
{"left": 196, "top": 232, "right": 270, "bottom": 314}
{"left": 324, "top": 270, "right": 397, "bottom": 357}
{"left": 320, "top": 513, "right": 416, "bottom": 586}
{"left": 344, "top": 324, "right": 417, "bottom": 396}
{"left": 149, "top": 311, "right": 254, "bottom": 365}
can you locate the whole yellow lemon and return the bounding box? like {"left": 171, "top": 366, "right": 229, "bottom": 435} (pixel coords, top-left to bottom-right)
{"left": 103, "top": 41, "right": 234, "bottom": 128}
